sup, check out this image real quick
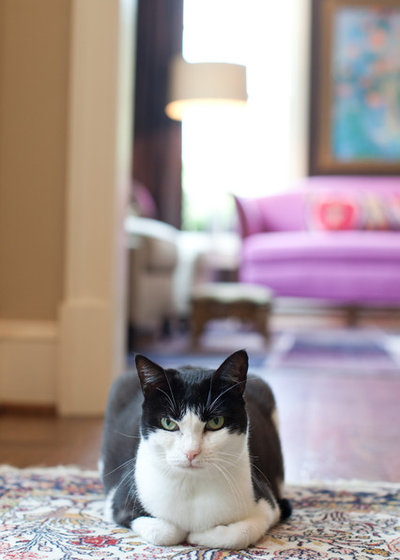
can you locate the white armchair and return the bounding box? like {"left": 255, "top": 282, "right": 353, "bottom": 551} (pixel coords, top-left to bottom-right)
{"left": 125, "top": 216, "right": 232, "bottom": 340}
{"left": 125, "top": 216, "right": 179, "bottom": 334}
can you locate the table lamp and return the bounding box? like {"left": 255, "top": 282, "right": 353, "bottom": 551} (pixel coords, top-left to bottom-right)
{"left": 165, "top": 56, "right": 247, "bottom": 120}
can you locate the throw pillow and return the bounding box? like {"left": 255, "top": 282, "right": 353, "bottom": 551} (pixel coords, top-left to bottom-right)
{"left": 388, "top": 194, "right": 400, "bottom": 230}
{"left": 308, "top": 194, "right": 360, "bottom": 231}
{"left": 360, "top": 192, "right": 399, "bottom": 230}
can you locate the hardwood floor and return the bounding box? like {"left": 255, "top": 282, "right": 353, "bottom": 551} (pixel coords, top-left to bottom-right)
{"left": 269, "top": 370, "right": 400, "bottom": 483}
{"left": 0, "top": 414, "right": 103, "bottom": 470}
{"left": 1, "top": 308, "right": 399, "bottom": 483}
{"left": 1, "top": 370, "right": 398, "bottom": 483}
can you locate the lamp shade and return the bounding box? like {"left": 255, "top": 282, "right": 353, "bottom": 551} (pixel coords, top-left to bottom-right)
{"left": 165, "top": 57, "right": 247, "bottom": 121}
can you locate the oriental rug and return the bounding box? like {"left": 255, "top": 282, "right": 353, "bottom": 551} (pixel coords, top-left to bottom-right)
{"left": 1, "top": 466, "right": 399, "bottom": 560}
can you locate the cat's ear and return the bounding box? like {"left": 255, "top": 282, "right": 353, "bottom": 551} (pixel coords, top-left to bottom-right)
{"left": 135, "top": 354, "right": 167, "bottom": 396}
{"left": 214, "top": 349, "right": 248, "bottom": 395}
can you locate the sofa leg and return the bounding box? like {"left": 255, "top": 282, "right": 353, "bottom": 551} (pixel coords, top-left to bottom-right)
{"left": 190, "top": 303, "right": 207, "bottom": 347}
{"left": 161, "top": 317, "right": 173, "bottom": 338}
{"left": 345, "top": 306, "right": 359, "bottom": 327}
{"left": 254, "top": 305, "right": 271, "bottom": 344}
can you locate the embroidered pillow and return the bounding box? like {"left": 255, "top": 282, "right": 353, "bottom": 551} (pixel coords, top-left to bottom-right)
{"left": 308, "top": 194, "right": 360, "bottom": 231}
{"left": 360, "top": 193, "right": 400, "bottom": 230}
{"left": 388, "top": 194, "right": 400, "bottom": 230}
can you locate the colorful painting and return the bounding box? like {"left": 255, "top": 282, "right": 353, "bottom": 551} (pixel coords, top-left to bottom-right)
{"left": 310, "top": 0, "right": 400, "bottom": 174}
{"left": 332, "top": 7, "right": 400, "bottom": 161}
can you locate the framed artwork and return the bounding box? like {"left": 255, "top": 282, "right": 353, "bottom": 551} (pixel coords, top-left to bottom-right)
{"left": 309, "top": 0, "right": 400, "bottom": 174}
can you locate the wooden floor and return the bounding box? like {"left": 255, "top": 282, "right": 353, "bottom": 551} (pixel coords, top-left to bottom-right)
{"left": 1, "top": 370, "right": 399, "bottom": 483}
{"left": 0, "top": 414, "right": 103, "bottom": 470}
{"left": 270, "top": 370, "right": 400, "bottom": 483}
{"left": 1, "top": 308, "right": 399, "bottom": 483}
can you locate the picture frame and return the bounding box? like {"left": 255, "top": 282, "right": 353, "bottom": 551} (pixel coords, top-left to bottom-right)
{"left": 309, "top": 0, "right": 400, "bottom": 175}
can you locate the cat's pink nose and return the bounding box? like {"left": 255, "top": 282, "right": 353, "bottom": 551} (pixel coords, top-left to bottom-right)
{"left": 186, "top": 449, "right": 200, "bottom": 463}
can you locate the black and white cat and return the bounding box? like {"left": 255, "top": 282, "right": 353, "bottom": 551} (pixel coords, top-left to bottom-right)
{"left": 100, "top": 350, "right": 291, "bottom": 549}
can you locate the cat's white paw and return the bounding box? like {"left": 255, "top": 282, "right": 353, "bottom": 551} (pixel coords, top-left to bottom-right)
{"left": 131, "top": 516, "right": 187, "bottom": 546}
{"left": 188, "top": 523, "right": 256, "bottom": 549}
{"left": 188, "top": 500, "right": 279, "bottom": 549}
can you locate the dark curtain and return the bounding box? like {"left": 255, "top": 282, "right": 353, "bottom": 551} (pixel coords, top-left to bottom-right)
{"left": 132, "top": 0, "right": 184, "bottom": 228}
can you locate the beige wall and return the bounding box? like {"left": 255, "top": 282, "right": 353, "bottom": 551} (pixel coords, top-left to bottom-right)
{"left": 0, "top": 0, "right": 70, "bottom": 320}
{"left": 0, "top": 0, "right": 135, "bottom": 413}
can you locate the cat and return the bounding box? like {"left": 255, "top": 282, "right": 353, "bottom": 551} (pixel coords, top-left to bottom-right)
{"left": 100, "top": 349, "right": 291, "bottom": 549}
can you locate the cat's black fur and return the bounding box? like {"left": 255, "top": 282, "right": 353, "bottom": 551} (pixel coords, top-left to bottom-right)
{"left": 101, "top": 350, "right": 291, "bottom": 528}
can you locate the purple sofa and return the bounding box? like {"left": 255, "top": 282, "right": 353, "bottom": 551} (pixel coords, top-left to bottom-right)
{"left": 234, "top": 176, "right": 400, "bottom": 308}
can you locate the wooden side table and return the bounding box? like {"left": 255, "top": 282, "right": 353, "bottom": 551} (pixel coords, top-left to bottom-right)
{"left": 190, "top": 282, "right": 274, "bottom": 346}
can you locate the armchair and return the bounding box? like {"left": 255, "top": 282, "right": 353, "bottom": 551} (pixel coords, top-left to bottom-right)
{"left": 125, "top": 216, "right": 179, "bottom": 334}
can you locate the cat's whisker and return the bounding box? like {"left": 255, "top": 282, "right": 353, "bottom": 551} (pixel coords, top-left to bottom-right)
{"left": 218, "top": 449, "right": 247, "bottom": 460}
{"left": 206, "top": 375, "right": 214, "bottom": 410}
{"left": 214, "top": 458, "right": 241, "bottom": 488}
{"left": 155, "top": 386, "right": 176, "bottom": 412}
{"left": 127, "top": 471, "right": 141, "bottom": 507}
{"left": 213, "top": 456, "right": 237, "bottom": 469}
{"left": 114, "top": 462, "right": 135, "bottom": 492}
{"left": 127, "top": 474, "right": 144, "bottom": 515}
{"left": 249, "top": 455, "right": 274, "bottom": 486}
{"left": 162, "top": 369, "right": 178, "bottom": 412}
{"left": 104, "top": 456, "right": 136, "bottom": 478}
{"left": 106, "top": 460, "right": 139, "bottom": 515}
{"left": 116, "top": 461, "right": 144, "bottom": 513}
{"left": 212, "top": 461, "right": 243, "bottom": 514}
{"left": 104, "top": 457, "right": 136, "bottom": 495}
{"left": 206, "top": 380, "right": 246, "bottom": 415}
{"left": 115, "top": 431, "right": 141, "bottom": 439}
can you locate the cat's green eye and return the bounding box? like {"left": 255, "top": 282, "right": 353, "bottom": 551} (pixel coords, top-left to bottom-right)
{"left": 160, "top": 417, "right": 178, "bottom": 431}
{"left": 206, "top": 416, "right": 225, "bottom": 431}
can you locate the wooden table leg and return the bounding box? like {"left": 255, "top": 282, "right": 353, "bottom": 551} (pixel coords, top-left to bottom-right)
{"left": 254, "top": 304, "right": 271, "bottom": 343}
{"left": 191, "top": 302, "right": 208, "bottom": 346}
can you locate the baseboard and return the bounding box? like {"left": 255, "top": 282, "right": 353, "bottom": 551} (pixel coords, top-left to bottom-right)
{"left": 0, "top": 320, "right": 58, "bottom": 406}
{"left": 0, "top": 403, "right": 57, "bottom": 416}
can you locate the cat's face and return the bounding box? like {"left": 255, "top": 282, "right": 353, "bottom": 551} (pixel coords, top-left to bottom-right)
{"left": 135, "top": 351, "right": 249, "bottom": 473}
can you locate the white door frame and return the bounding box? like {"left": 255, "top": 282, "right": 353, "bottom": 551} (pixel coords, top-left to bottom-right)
{"left": 58, "top": 0, "right": 136, "bottom": 415}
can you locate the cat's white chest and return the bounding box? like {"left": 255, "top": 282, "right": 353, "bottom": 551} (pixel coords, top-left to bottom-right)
{"left": 135, "top": 437, "right": 255, "bottom": 532}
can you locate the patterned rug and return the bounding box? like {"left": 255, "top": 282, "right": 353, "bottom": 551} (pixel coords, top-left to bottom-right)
{"left": 267, "top": 328, "right": 400, "bottom": 373}
{"left": 1, "top": 466, "right": 399, "bottom": 560}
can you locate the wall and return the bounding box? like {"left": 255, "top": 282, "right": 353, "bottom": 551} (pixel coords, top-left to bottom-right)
{"left": 0, "top": 0, "right": 70, "bottom": 406}
{"left": 0, "top": 0, "right": 69, "bottom": 320}
{"left": 0, "top": 0, "right": 135, "bottom": 413}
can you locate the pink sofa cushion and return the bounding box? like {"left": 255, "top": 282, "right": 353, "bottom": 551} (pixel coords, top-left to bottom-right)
{"left": 240, "top": 231, "right": 400, "bottom": 303}
{"left": 241, "top": 230, "right": 400, "bottom": 263}
{"left": 239, "top": 260, "right": 400, "bottom": 303}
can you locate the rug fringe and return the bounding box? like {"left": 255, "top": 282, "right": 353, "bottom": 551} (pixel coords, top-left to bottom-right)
{"left": 0, "top": 464, "right": 99, "bottom": 477}
{"left": 285, "top": 478, "right": 400, "bottom": 490}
